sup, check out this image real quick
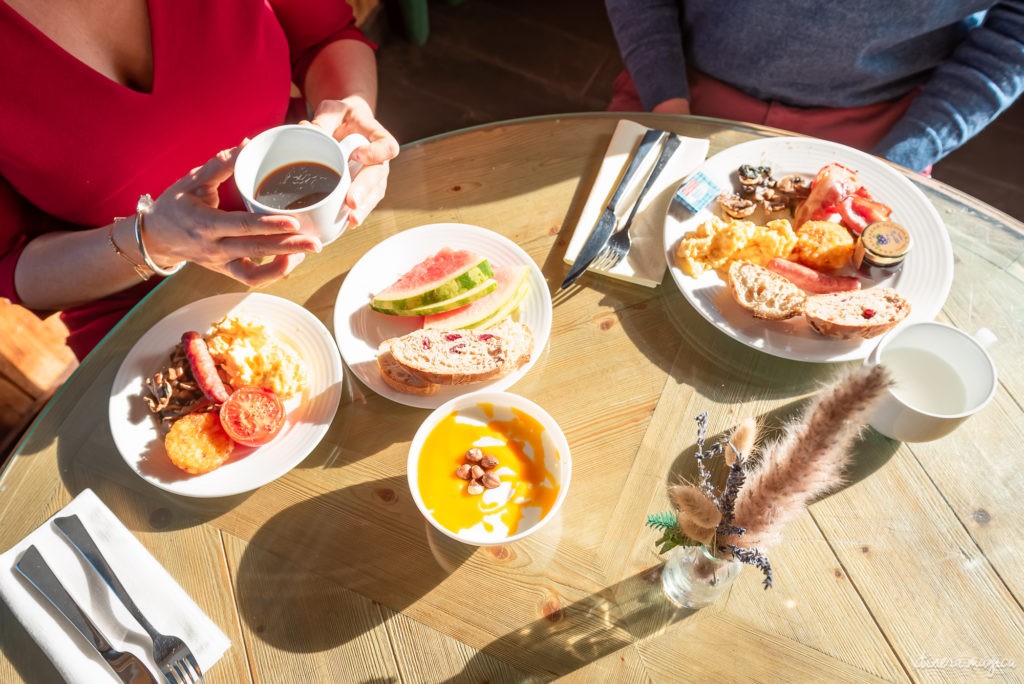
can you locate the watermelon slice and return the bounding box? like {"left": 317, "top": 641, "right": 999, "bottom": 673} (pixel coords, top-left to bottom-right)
{"left": 403, "top": 277, "right": 498, "bottom": 316}
{"left": 370, "top": 248, "right": 494, "bottom": 314}
{"left": 422, "top": 264, "right": 530, "bottom": 329}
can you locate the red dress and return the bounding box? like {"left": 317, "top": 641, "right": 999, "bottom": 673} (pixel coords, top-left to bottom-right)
{"left": 0, "top": 0, "right": 370, "bottom": 359}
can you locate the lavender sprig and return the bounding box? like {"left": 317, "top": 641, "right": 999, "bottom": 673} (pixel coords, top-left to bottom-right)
{"left": 724, "top": 544, "right": 773, "bottom": 589}
{"left": 693, "top": 412, "right": 722, "bottom": 501}
{"left": 717, "top": 456, "right": 746, "bottom": 529}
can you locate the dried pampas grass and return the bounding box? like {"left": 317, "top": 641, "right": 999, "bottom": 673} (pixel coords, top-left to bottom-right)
{"left": 722, "top": 364, "right": 893, "bottom": 550}
{"left": 670, "top": 483, "right": 723, "bottom": 546}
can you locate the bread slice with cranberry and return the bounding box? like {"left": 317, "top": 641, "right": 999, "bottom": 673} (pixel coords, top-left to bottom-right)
{"left": 727, "top": 260, "right": 806, "bottom": 320}
{"left": 803, "top": 288, "right": 911, "bottom": 339}
{"left": 377, "top": 339, "right": 440, "bottom": 395}
{"left": 383, "top": 319, "right": 533, "bottom": 386}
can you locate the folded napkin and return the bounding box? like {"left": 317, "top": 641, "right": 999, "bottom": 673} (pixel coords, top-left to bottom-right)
{"left": 564, "top": 119, "right": 710, "bottom": 287}
{"left": 0, "top": 489, "right": 230, "bottom": 683}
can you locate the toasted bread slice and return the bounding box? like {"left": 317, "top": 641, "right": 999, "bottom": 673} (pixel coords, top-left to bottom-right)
{"left": 727, "top": 261, "right": 806, "bottom": 320}
{"left": 377, "top": 340, "right": 440, "bottom": 396}
{"left": 803, "top": 288, "right": 911, "bottom": 339}
{"left": 384, "top": 319, "right": 533, "bottom": 385}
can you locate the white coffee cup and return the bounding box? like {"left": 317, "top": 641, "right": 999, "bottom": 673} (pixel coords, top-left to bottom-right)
{"left": 864, "top": 321, "right": 998, "bottom": 442}
{"left": 234, "top": 124, "right": 368, "bottom": 245}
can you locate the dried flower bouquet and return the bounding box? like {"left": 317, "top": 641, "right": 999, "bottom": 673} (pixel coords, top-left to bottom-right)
{"left": 648, "top": 365, "right": 893, "bottom": 588}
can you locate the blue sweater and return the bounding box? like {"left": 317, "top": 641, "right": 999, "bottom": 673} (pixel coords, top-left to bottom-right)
{"left": 604, "top": 0, "right": 1024, "bottom": 170}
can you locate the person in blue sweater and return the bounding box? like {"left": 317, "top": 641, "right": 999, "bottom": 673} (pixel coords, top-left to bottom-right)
{"left": 604, "top": 1, "right": 1024, "bottom": 172}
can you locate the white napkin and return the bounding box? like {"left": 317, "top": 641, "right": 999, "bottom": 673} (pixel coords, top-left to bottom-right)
{"left": 0, "top": 489, "right": 230, "bottom": 683}
{"left": 564, "top": 119, "right": 709, "bottom": 287}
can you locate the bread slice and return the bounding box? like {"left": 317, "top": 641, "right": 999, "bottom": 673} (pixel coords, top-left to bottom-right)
{"left": 377, "top": 339, "right": 440, "bottom": 396}
{"left": 727, "top": 261, "right": 806, "bottom": 320}
{"left": 803, "top": 288, "right": 911, "bottom": 339}
{"left": 384, "top": 319, "right": 533, "bottom": 385}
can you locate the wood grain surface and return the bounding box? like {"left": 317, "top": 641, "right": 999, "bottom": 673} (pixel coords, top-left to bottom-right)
{"left": 2, "top": 114, "right": 1022, "bottom": 683}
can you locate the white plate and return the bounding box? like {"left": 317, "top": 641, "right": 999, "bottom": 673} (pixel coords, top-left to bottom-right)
{"left": 109, "top": 293, "right": 343, "bottom": 497}
{"left": 663, "top": 137, "right": 954, "bottom": 363}
{"left": 334, "top": 223, "right": 553, "bottom": 408}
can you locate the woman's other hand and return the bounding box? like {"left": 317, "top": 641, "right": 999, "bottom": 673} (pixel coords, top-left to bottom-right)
{"left": 309, "top": 95, "right": 399, "bottom": 227}
{"left": 143, "top": 146, "right": 322, "bottom": 286}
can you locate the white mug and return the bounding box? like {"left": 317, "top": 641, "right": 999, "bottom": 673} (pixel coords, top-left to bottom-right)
{"left": 234, "top": 124, "right": 368, "bottom": 245}
{"left": 864, "top": 321, "right": 998, "bottom": 442}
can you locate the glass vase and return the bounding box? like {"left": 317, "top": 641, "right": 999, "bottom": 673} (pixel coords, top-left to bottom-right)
{"left": 661, "top": 545, "right": 742, "bottom": 608}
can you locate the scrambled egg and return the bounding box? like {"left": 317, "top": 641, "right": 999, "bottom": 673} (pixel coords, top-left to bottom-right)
{"left": 206, "top": 316, "right": 307, "bottom": 399}
{"left": 790, "top": 220, "right": 855, "bottom": 272}
{"left": 674, "top": 216, "right": 797, "bottom": 277}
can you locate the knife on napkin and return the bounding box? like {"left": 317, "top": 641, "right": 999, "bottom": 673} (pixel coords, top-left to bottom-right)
{"left": 616, "top": 133, "right": 683, "bottom": 239}
{"left": 561, "top": 128, "right": 668, "bottom": 288}
{"left": 16, "top": 546, "right": 158, "bottom": 684}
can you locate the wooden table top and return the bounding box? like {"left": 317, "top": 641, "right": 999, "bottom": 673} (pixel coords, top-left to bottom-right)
{"left": 3, "top": 113, "right": 1023, "bottom": 683}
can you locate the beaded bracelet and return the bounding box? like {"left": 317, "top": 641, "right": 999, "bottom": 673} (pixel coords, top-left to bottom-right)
{"left": 133, "top": 194, "right": 186, "bottom": 277}
{"left": 108, "top": 219, "right": 151, "bottom": 281}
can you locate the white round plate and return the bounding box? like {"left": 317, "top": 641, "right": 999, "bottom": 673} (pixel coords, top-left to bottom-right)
{"left": 109, "top": 293, "right": 343, "bottom": 497}
{"left": 663, "top": 137, "right": 954, "bottom": 363}
{"left": 333, "top": 223, "right": 553, "bottom": 408}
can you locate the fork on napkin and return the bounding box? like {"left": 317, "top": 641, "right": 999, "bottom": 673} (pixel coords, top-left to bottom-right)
{"left": 563, "top": 119, "right": 709, "bottom": 287}
{"left": 0, "top": 489, "right": 230, "bottom": 683}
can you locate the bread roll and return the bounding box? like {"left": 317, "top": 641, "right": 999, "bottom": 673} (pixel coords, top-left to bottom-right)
{"left": 382, "top": 319, "right": 533, "bottom": 386}
{"left": 803, "top": 288, "right": 911, "bottom": 339}
{"left": 727, "top": 261, "right": 806, "bottom": 320}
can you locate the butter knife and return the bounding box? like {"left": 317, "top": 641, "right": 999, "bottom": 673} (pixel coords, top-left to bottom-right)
{"left": 15, "top": 545, "right": 158, "bottom": 684}
{"left": 561, "top": 128, "right": 668, "bottom": 288}
{"left": 617, "top": 133, "right": 682, "bottom": 237}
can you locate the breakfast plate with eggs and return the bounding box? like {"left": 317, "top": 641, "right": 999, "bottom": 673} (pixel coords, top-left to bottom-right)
{"left": 662, "top": 136, "right": 954, "bottom": 363}
{"left": 109, "top": 293, "right": 343, "bottom": 497}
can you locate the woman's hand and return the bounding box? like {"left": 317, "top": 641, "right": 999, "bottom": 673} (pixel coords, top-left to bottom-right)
{"left": 653, "top": 98, "right": 691, "bottom": 115}
{"left": 142, "top": 146, "right": 323, "bottom": 286}
{"left": 309, "top": 95, "right": 400, "bottom": 227}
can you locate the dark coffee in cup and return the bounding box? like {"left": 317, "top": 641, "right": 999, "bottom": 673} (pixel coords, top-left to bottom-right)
{"left": 255, "top": 161, "right": 341, "bottom": 210}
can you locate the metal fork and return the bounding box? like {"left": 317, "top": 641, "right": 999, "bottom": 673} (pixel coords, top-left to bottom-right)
{"left": 54, "top": 515, "right": 204, "bottom": 684}
{"left": 590, "top": 133, "right": 683, "bottom": 272}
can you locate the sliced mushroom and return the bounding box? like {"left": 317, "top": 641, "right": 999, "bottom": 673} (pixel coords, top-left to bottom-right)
{"left": 718, "top": 192, "right": 757, "bottom": 218}
{"left": 737, "top": 164, "right": 772, "bottom": 186}
{"left": 775, "top": 174, "right": 812, "bottom": 199}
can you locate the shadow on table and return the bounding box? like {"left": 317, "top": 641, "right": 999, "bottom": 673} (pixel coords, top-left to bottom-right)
{"left": 665, "top": 400, "right": 902, "bottom": 504}
{"left": 233, "top": 478, "right": 475, "bottom": 653}
{"left": 450, "top": 564, "right": 701, "bottom": 681}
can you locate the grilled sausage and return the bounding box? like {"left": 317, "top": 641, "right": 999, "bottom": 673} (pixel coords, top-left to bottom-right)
{"left": 767, "top": 258, "right": 861, "bottom": 294}
{"left": 181, "top": 331, "right": 230, "bottom": 403}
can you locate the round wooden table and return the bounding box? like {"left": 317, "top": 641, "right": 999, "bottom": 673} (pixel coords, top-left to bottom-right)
{"left": 3, "top": 114, "right": 1023, "bottom": 682}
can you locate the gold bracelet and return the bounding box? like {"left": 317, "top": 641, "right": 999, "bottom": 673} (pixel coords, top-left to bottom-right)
{"left": 134, "top": 194, "right": 186, "bottom": 277}
{"left": 108, "top": 219, "right": 151, "bottom": 281}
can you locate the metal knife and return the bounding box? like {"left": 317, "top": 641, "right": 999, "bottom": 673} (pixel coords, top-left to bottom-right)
{"left": 561, "top": 128, "right": 669, "bottom": 288}
{"left": 617, "top": 133, "right": 683, "bottom": 237}
{"left": 15, "top": 545, "right": 158, "bottom": 684}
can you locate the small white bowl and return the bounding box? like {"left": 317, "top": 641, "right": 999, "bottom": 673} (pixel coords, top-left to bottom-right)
{"left": 407, "top": 391, "right": 571, "bottom": 546}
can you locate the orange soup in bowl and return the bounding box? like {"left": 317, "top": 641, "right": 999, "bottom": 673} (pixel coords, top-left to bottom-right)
{"left": 409, "top": 392, "right": 570, "bottom": 545}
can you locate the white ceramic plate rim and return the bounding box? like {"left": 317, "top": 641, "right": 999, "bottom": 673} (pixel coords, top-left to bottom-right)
{"left": 663, "top": 137, "right": 954, "bottom": 363}
{"left": 406, "top": 390, "right": 572, "bottom": 546}
{"left": 108, "top": 293, "right": 343, "bottom": 497}
{"left": 333, "top": 223, "right": 553, "bottom": 408}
